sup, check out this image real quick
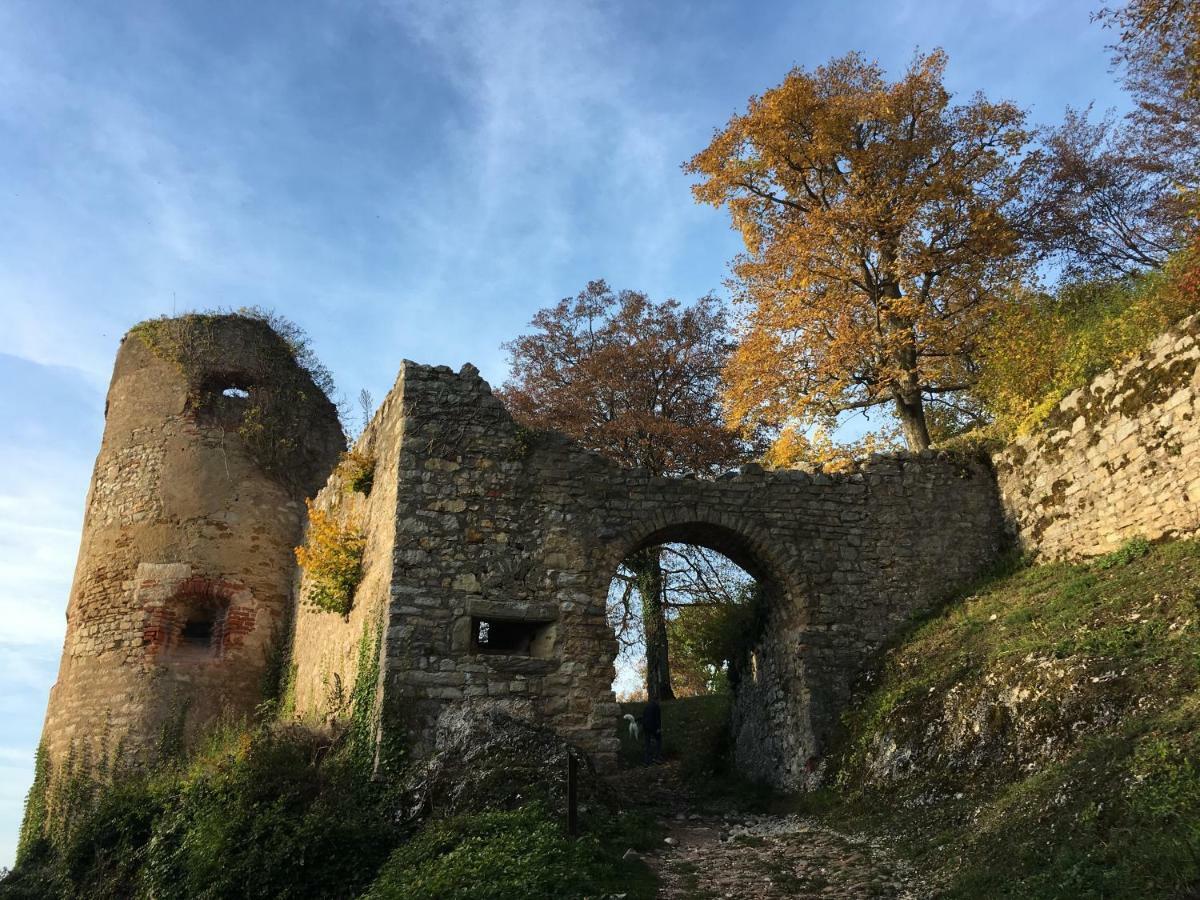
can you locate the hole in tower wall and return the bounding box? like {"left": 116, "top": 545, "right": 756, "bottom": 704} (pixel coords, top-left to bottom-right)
{"left": 169, "top": 598, "right": 230, "bottom": 662}
{"left": 197, "top": 372, "right": 256, "bottom": 422}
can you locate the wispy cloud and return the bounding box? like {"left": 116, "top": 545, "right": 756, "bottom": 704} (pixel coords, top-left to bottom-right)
{"left": 374, "top": 0, "right": 703, "bottom": 350}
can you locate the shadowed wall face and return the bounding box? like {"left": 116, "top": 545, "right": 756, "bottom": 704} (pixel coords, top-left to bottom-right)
{"left": 40, "top": 316, "right": 344, "bottom": 768}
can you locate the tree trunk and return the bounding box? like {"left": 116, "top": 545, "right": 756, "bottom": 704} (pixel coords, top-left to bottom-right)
{"left": 894, "top": 393, "right": 931, "bottom": 451}
{"left": 628, "top": 548, "right": 675, "bottom": 701}
{"left": 879, "top": 281, "right": 932, "bottom": 452}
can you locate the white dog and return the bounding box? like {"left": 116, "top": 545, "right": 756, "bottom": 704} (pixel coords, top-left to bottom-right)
{"left": 623, "top": 713, "right": 639, "bottom": 741}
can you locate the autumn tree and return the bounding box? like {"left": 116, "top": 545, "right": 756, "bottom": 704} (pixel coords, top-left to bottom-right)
{"left": 1093, "top": 1, "right": 1199, "bottom": 241}
{"left": 1097, "top": 0, "right": 1200, "bottom": 96}
{"left": 686, "top": 50, "right": 1034, "bottom": 451}
{"left": 499, "top": 281, "right": 761, "bottom": 700}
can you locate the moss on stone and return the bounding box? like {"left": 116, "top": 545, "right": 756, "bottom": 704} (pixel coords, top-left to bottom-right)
{"left": 129, "top": 310, "right": 343, "bottom": 492}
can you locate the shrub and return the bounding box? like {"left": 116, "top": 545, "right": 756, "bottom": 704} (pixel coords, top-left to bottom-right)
{"left": 295, "top": 501, "right": 366, "bottom": 615}
{"left": 142, "top": 730, "right": 395, "bottom": 899}
{"left": 667, "top": 589, "right": 760, "bottom": 696}
{"left": 364, "top": 804, "right": 654, "bottom": 900}
{"left": 2, "top": 724, "right": 401, "bottom": 900}
{"left": 339, "top": 449, "right": 376, "bottom": 495}
{"left": 974, "top": 245, "right": 1200, "bottom": 437}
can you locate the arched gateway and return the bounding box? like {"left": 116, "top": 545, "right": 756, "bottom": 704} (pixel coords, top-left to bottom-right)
{"left": 42, "top": 329, "right": 1007, "bottom": 792}
{"left": 288, "top": 361, "right": 1006, "bottom": 788}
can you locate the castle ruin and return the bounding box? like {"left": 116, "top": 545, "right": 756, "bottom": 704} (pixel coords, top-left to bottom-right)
{"left": 36, "top": 311, "right": 1200, "bottom": 789}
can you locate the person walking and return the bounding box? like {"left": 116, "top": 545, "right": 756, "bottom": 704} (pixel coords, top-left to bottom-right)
{"left": 642, "top": 698, "right": 663, "bottom": 765}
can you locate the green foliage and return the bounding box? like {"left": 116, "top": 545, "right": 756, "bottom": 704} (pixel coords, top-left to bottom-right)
{"left": 14, "top": 746, "right": 49, "bottom": 866}
{"left": 3, "top": 726, "right": 402, "bottom": 899}
{"left": 666, "top": 587, "right": 761, "bottom": 695}
{"left": 974, "top": 247, "right": 1200, "bottom": 437}
{"left": 829, "top": 537, "right": 1200, "bottom": 898}
{"left": 339, "top": 449, "right": 376, "bottom": 495}
{"left": 1095, "top": 535, "right": 1152, "bottom": 570}
{"left": 141, "top": 731, "right": 396, "bottom": 899}
{"left": 345, "top": 616, "right": 393, "bottom": 775}
{"left": 363, "top": 804, "right": 655, "bottom": 900}
{"left": 295, "top": 500, "right": 366, "bottom": 616}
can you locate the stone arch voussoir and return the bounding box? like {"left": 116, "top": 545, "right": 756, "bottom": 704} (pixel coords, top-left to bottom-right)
{"left": 600, "top": 506, "right": 801, "bottom": 607}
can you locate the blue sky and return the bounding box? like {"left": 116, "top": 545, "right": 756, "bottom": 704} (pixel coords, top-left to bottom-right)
{"left": 0, "top": 0, "right": 1128, "bottom": 867}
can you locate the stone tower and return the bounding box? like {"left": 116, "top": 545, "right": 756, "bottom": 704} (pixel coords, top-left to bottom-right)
{"left": 39, "top": 313, "right": 344, "bottom": 768}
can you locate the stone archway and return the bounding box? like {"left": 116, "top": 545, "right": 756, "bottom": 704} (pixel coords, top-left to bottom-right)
{"left": 295, "top": 362, "right": 1006, "bottom": 785}
{"left": 597, "top": 514, "right": 815, "bottom": 782}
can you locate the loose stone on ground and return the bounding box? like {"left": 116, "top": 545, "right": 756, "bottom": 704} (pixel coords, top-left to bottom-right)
{"left": 650, "top": 813, "right": 931, "bottom": 899}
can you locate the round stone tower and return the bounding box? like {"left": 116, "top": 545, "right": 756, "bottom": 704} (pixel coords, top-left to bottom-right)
{"left": 39, "top": 313, "right": 344, "bottom": 768}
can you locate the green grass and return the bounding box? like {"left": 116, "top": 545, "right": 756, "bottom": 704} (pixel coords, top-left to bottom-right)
{"left": 828, "top": 536, "right": 1200, "bottom": 899}
{"left": 618, "top": 693, "right": 732, "bottom": 774}
{"left": 363, "top": 804, "right": 656, "bottom": 900}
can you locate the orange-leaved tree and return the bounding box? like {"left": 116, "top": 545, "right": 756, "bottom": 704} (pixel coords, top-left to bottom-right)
{"left": 499, "top": 280, "right": 761, "bottom": 701}
{"left": 686, "top": 50, "right": 1034, "bottom": 451}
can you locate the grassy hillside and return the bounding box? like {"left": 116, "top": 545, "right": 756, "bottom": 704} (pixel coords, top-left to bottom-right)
{"left": 2, "top": 719, "right": 658, "bottom": 899}
{"left": 822, "top": 536, "right": 1200, "bottom": 899}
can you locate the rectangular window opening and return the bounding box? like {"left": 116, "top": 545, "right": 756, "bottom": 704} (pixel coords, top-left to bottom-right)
{"left": 471, "top": 616, "right": 555, "bottom": 657}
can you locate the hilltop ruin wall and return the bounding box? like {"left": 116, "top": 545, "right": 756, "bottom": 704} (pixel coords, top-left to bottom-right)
{"left": 287, "top": 362, "right": 1006, "bottom": 785}
{"left": 993, "top": 313, "right": 1200, "bottom": 560}
{"left": 42, "top": 308, "right": 1200, "bottom": 799}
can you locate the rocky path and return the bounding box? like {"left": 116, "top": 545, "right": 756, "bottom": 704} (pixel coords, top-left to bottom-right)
{"left": 608, "top": 764, "right": 933, "bottom": 899}
{"left": 649, "top": 811, "right": 931, "bottom": 899}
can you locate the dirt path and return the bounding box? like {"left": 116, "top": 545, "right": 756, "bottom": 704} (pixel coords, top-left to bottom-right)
{"left": 649, "top": 811, "right": 931, "bottom": 899}
{"left": 608, "top": 764, "right": 933, "bottom": 899}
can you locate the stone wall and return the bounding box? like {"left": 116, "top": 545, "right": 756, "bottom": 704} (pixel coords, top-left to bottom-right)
{"left": 724, "top": 452, "right": 1005, "bottom": 789}
{"left": 993, "top": 313, "right": 1200, "bottom": 560}
{"left": 40, "top": 318, "right": 1038, "bottom": 794}
{"left": 39, "top": 317, "right": 343, "bottom": 769}
{"left": 289, "top": 371, "right": 406, "bottom": 730}
{"left": 341, "top": 362, "right": 1007, "bottom": 785}
{"left": 374, "top": 362, "right": 624, "bottom": 770}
